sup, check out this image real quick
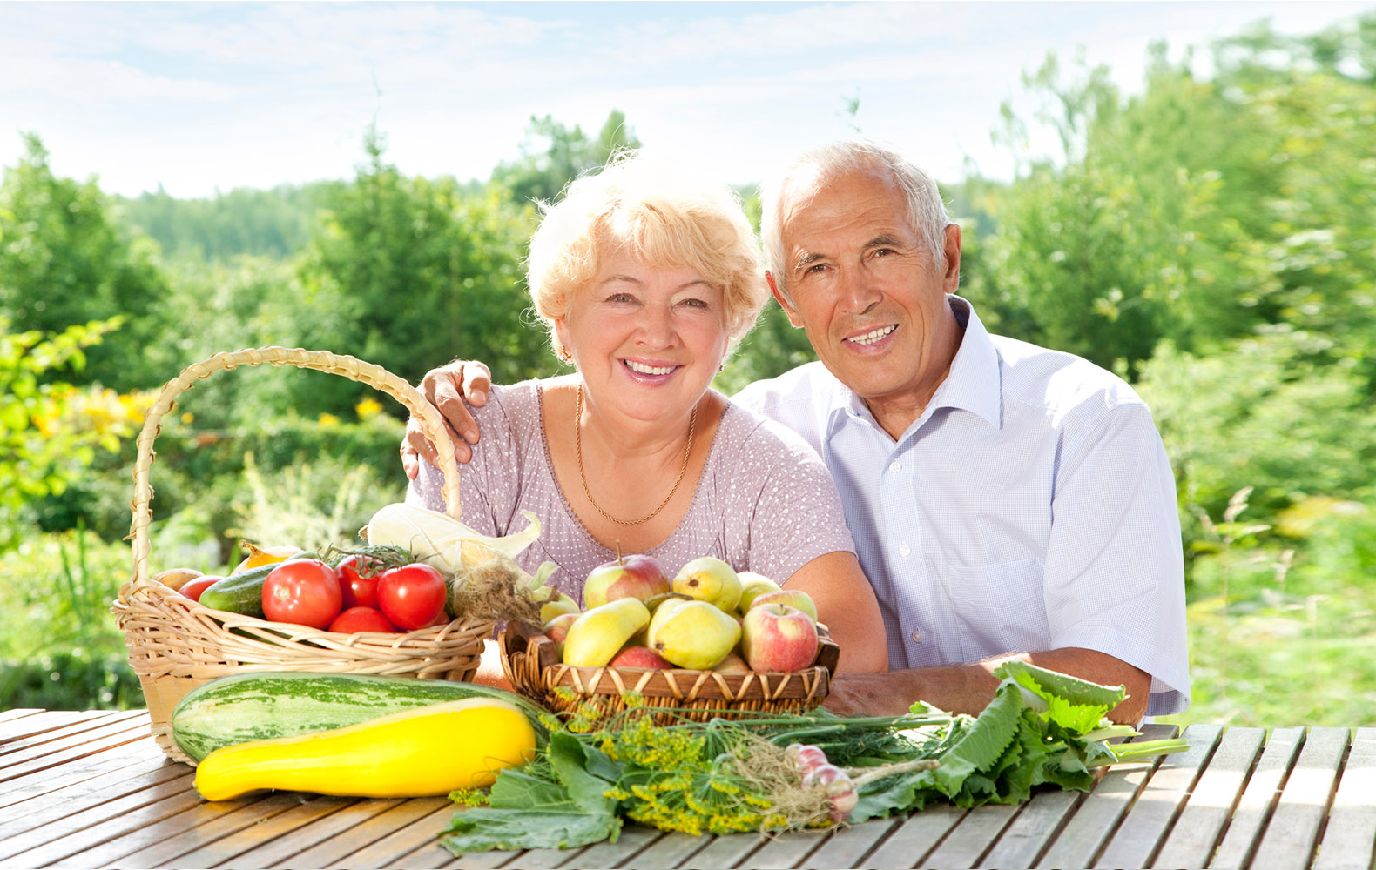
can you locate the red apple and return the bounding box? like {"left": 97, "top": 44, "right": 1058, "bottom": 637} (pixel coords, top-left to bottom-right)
{"left": 750, "top": 589, "right": 819, "bottom": 622}
{"left": 609, "top": 645, "right": 673, "bottom": 669}
{"left": 741, "top": 604, "right": 820, "bottom": 673}
{"left": 543, "top": 612, "right": 580, "bottom": 657}
{"left": 582, "top": 554, "right": 670, "bottom": 609}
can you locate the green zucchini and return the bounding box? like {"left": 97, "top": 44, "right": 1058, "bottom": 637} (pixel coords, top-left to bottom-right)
{"left": 197, "top": 564, "right": 277, "bottom": 617}
{"left": 170, "top": 672, "right": 549, "bottom": 761}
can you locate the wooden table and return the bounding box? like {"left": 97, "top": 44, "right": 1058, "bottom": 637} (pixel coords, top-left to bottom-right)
{"left": 0, "top": 709, "right": 1371, "bottom": 869}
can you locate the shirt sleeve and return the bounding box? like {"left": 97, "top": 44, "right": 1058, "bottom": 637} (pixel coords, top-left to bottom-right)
{"left": 1041, "top": 401, "right": 1192, "bottom": 715}
{"left": 737, "top": 418, "right": 858, "bottom": 583}
{"left": 404, "top": 389, "right": 519, "bottom": 539}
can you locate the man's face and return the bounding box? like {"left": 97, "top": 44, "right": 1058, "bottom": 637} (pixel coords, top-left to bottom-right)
{"left": 770, "top": 167, "right": 961, "bottom": 426}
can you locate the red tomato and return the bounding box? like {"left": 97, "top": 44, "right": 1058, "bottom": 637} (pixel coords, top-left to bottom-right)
{"left": 180, "top": 576, "right": 219, "bottom": 602}
{"left": 328, "top": 606, "right": 398, "bottom": 633}
{"left": 338, "top": 554, "right": 385, "bottom": 609}
{"left": 262, "top": 559, "right": 342, "bottom": 629}
{"left": 377, "top": 563, "right": 447, "bottom": 631}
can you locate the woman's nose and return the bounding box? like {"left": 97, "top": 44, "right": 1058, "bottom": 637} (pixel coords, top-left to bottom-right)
{"left": 636, "top": 304, "right": 675, "bottom": 347}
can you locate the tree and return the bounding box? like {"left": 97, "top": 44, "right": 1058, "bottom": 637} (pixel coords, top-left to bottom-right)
{"left": 296, "top": 130, "right": 548, "bottom": 414}
{"left": 0, "top": 135, "right": 171, "bottom": 389}
{"left": 490, "top": 110, "right": 641, "bottom": 205}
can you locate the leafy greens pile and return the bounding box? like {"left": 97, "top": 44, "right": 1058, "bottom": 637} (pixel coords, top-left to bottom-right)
{"left": 441, "top": 661, "right": 1185, "bottom": 854}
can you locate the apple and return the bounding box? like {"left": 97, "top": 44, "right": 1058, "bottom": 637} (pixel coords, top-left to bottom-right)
{"left": 609, "top": 645, "right": 673, "bottom": 669}
{"left": 750, "top": 589, "right": 818, "bottom": 623}
{"left": 741, "top": 604, "right": 820, "bottom": 673}
{"left": 737, "top": 572, "right": 783, "bottom": 611}
{"left": 583, "top": 554, "right": 670, "bottom": 609}
{"left": 711, "top": 652, "right": 751, "bottom": 674}
{"left": 539, "top": 591, "right": 580, "bottom": 623}
{"left": 544, "top": 612, "right": 579, "bottom": 647}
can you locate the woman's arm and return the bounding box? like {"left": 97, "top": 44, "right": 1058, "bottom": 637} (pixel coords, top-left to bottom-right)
{"left": 783, "top": 550, "right": 888, "bottom": 674}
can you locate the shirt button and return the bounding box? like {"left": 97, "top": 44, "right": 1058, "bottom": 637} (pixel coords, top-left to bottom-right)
{"left": 889, "top": 460, "right": 901, "bottom": 473}
{"left": 910, "top": 630, "right": 924, "bottom": 644}
{"left": 899, "top": 542, "right": 911, "bottom": 558}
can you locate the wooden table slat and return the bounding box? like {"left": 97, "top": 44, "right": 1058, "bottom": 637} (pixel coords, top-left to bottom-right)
{"left": 1096, "top": 723, "right": 1224, "bottom": 868}
{"left": 673, "top": 830, "right": 769, "bottom": 868}
{"left": 1032, "top": 746, "right": 1165, "bottom": 868}
{"left": 270, "top": 797, "right": 449, "bottom": 868}
{"left": 0, "top": 708, "right": 42, "bottom": 725}
{"left": 0, "top": 754, "right": 188, "bottom": 841}
{"left": 979, "top": 789, "right": 1082, "bottom": 868}
{"left": 160, "top": 795, "right": 352, "bottom": 868}
{"left": 739, "top": 828, "right": 831, "bottom": 869}
{"left": 795, "top": 820, "right": 898, "bottom": 869}
{"left": 96, "top": 792, "right": 327, "bottom": 869}
{"left": 0, "top": 714, "right": 150, "bottom": 789}
{"left": 923, "top": 803, "right": 1020, "bottom": 868}
{"left": 209, "top": 797, "right": 406, "bottom": 869}
{"left": 1208, "top": 725, "right": 1306, "bottom": 870}
{"left": 860, "top": 805, "right": 965, "bottom": 868}
{"left": 1150, "top": 726, "right": 1267, "bottom": 868}
{"left": 559, "top": 825, "right": 662, "bottom": 869}
{"left": 1250, "top": 727, "right": 1352, "bottom": 870}
{"left": 0, "top": 777, "right": 203, "bottom": 867}
{"left": 0, "top": 710, "right": 130, "bottom": 760}
{"left": 0, "top": 710, "right": 114, "bottom": 748}
{"left": 0, "top": 736, "right": 166, "bottom": 811}
{"left": 625, "top": 823, "right": 714, "bottom": 869}
{"left": 1312, "top": 727, "right": 1376, "bottom": 870}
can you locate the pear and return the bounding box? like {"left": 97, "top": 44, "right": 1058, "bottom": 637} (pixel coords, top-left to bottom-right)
{"left": 671, "top": 557, "right": 742, "bottom": 612}
{"left": 736, "top": 572, "right": 783, "bottom": 611}
{"left": 647, "top": 599, "right": 741, "bottom": 670}
{"left": 538, "top": 591, "right": 580, "bottom": 624}
{"left": 562, "top": 599, "right": 652, "bottom": 667}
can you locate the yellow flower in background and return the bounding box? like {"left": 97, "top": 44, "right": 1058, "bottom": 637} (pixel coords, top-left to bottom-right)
{"left": 181, "top": 411, "right": 194, "bottom": 424}
{"left": 318, "top": 412, "right": 341, "bottom": 427}
{"left": 355, "top": 397, "right": 383, "bottom": 420}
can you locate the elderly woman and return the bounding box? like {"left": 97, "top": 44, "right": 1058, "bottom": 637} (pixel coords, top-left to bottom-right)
{"left": 407, "top": 154, "right": 887, "bottom": 675}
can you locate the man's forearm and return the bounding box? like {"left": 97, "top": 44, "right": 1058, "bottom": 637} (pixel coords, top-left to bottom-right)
{"left": 823, "top": 647, "right": 1151, "bottom": 724}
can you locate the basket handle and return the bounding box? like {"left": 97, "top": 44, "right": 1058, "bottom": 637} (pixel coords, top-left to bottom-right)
{"left": 129, "top": 346, "right": 463, "bottom": 585}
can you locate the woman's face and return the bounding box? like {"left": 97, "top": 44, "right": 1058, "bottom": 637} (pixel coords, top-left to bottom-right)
{"left": 556, "top": 249, "right": 728, "bottom": 426}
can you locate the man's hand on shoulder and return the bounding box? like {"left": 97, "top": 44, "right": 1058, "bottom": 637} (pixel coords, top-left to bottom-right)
{"left": 401, "top": 360, "right": 492, "bottom": 479}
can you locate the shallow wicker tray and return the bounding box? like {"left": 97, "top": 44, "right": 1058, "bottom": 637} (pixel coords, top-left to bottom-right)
{"left": 499, "top": 621, "right": 840, "bottom": 723}
{"left": 112, "top": 346, "right": 492, "bottom": 764}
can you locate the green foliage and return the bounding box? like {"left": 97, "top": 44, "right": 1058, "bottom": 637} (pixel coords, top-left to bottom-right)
{"left": 297, "top": 128, "right": 547, "bottom": 414}
{"left": 491, "top": 110, "right": 641, "bottom": 205}
{"left": 0, "top": 134, "right": 171, "bottom": 389}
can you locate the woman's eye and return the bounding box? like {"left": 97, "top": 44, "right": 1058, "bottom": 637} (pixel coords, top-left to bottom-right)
{"left": 606, "top": 292, "right": 637, "bottom": 304}
{"left": 677, "top": 297, "right": 709, "bottom": 309}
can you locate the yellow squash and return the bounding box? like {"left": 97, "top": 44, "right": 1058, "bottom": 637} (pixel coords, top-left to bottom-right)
{"left": 193, "top": 698, "right": 537, "bottom": 801}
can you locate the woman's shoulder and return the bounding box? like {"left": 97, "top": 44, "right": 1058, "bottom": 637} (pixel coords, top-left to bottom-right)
{"left": 714, "top": 394, "right": 829, "bottom": 473}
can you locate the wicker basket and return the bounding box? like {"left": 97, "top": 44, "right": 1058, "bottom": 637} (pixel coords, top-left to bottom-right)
{"left": 499, "top": 621, "right": 840, "bottom": 723}
{"left": 112, "top": 347, "right": 492, "bottom": 764}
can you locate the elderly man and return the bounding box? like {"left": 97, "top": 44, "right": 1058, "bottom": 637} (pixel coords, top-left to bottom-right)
{"left": 404, "top": 141, "right": 1190, "bottom": 723}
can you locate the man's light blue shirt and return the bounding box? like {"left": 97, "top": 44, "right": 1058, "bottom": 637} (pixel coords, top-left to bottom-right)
{"left": 735, "top": 296, "right": 1190, "bottom": 715}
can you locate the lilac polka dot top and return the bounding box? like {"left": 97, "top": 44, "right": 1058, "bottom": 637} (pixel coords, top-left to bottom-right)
{"left": 407, "top": 380, "right": 856, "bottom": 605}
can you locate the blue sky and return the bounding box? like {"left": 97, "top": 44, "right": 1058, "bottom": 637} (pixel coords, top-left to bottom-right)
{"left": 2, "top": 1, "right": 1372, "bottom": 197}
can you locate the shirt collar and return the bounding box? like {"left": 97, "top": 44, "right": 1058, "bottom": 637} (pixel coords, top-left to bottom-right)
{"left": 825, "top": 294, "right": 1003, "bottom": 439}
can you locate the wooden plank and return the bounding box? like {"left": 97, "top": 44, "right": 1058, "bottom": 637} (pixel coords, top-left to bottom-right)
{"left": 323, "top": 802, "right": 511, "bottom": 870}
{"left": 0, "top": 708, "right": 42, "bottom": 724}
{"left": 1250, "top": 727, "right": 1351, "bottom": 870}
{"left": 800, "top": 820, "right": 900, "bottom": 869}
{"left": 277, "top": 797, "right": 449, "bottom": 867}
{"left": 92, "top": 792, "right": 319, "bottom": 868}
{"left": 980, "top": 789, "right": 1082, "bottom": 868}
{"left": 1209, "top": 725, "right": 1305, "bottom": 870}
{"left": 0, "top": 734, "right": 166, "bottom": 810}
{"left": 677, "top": 831, "right": 768, "bottom": 868}
{"left": 167, "top": 795, "right": 351, "bottom": 867}
{"left": 0, "top": 710, "right": 111, "bottom": 748}
{"left": 744, "top": 828, "right": 831, "bottom": 869}
{"left": 860, "top": 806, "right": 964, "bottom": 868}
{"left": 923, "top": 804, "right": 1019, "bottom": 868}
{"left": 0, "top": 781, "right": 203, "bottom": 866}
{"left": 1312, "top": 727, "right": 1376, "bottom": 870}
{"left": 1151, "top": 726, "right": 1266, "bottom": 868}
{"left": 1096, "top": 723, "right": 1223, "bottom": 868}
{"left": 0, "top": 711, "right": 124, "bottom": 761}
{"left": 563, "top": 825, "right": 662, "bottom": 868}
{"left": 0, "top": 714, "right": 150, "bottom": 788}
{"left": 0, "top": 753, "right": 187, "bottom": 840}
{"left": 1034, "top": 751, "right": 1164, "bottom": 867}
{"left": 628, "top": 827, "right": 713, "bottom": 869}
{"left": 216, "top": 798, "right": 404, "bottom": 868}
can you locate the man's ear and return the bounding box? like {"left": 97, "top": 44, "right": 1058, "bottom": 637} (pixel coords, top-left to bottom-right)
{"left": 942, "top": 223, "right": 963, "bottom": 294}
{"left": 767, "top": 272, "right": 804, "bottom": 328}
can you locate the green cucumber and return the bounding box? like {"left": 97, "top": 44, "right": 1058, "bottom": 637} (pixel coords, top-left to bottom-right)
{"left": 170, "top": 672, "right": 549, "bottom": 761}
{"left": 197, "top": 564, "right": 277, "bottom": 617}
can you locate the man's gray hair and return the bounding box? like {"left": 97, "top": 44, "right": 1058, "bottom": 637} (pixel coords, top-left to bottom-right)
{"left": 760, "top": 140, "right": 952, "bottom": 301}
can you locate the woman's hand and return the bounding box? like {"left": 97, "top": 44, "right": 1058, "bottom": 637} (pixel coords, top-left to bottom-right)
{"left": 402, "top": 360, "right": 493, "bottom": 478}
{"left": 782, "top": 551, "right": 889, "bottom": 674}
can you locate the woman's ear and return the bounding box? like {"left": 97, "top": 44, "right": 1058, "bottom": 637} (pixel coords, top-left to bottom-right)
{"left": 553, "top": 318, "right": 573, "bottom": 363}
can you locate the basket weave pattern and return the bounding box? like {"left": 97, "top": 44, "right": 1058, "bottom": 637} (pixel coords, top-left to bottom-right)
{"left": 500, "top": 624, "right": 838, "bottom": 723}
{"left": 112, "top": 347, "right": 489, "bottom": 764}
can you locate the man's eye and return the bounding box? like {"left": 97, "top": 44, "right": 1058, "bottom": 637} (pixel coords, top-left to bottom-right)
{"left": 805, "top": 262, "right": 829, "bottom": 274}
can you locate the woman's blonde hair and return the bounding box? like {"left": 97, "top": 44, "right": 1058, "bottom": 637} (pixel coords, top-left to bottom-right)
{"left": 527, "top": 152, "right": 767, "bottom": 361}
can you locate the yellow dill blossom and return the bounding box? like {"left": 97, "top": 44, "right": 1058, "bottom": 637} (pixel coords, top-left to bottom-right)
{"left": 448, "top": 787, "right": 490, "bottom": 807}
{"left": 355, "top": 397, "right": 383, "bottom": 420}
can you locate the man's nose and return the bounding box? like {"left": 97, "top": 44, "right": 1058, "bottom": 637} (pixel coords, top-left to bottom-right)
{"left": 837, "top": 266, "right": 882, "bottom": 314}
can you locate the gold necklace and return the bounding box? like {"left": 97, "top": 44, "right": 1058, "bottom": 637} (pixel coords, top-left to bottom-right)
{"left": 575, "top": 385, "right": 698, "bottom": 527}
